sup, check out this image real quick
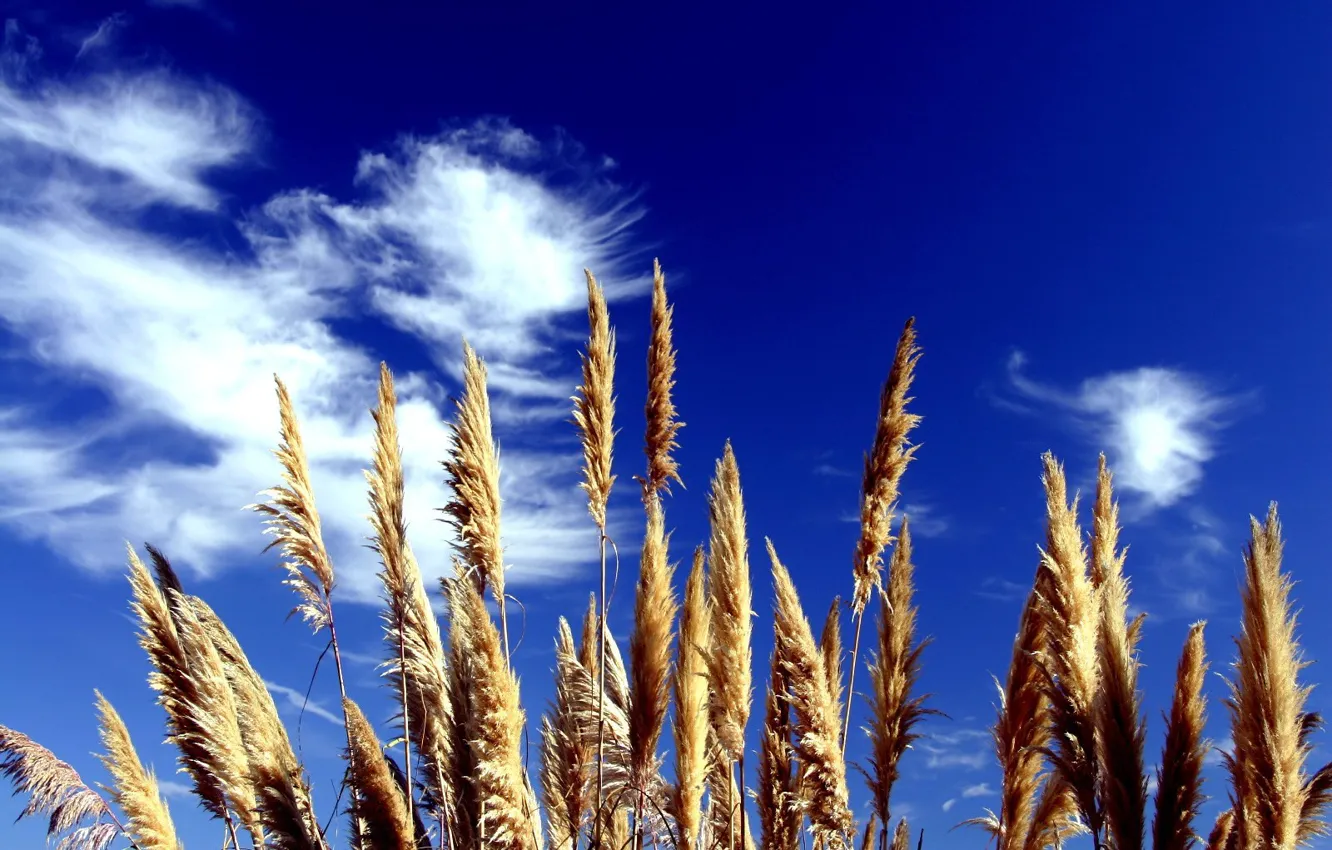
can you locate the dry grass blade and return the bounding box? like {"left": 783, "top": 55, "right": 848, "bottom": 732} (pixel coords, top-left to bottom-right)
{"left": 673, "top": 547, "right": 711, "bottom": 850}
{"left": 94, "top": 692, "right": 179, "bottom": 850}
{"left": 0, "top": 723, "right": 117, "bottom": 849}
{"left": 445, "top": 567, "right": 537, "bottom": 850}
{"left": 865, "top": 519, "right": 936, "bottom": 832}
{"left": 1152, "top": 622, "right": 1210, "bottom": 850}
{"left": 343, "top": 697, "right": 415, "bottom": 850}
{"left": 1036, "top": 453, "right": 1102, "bottom": 844}
{"left": 574, "top": 269, "right": 618, "bottom": 531}
{"left": 1090, "top": 457, "right": 1146, "bottom": 850}
{"left": 850, "top": 318, "right": 922, "bottom": 616}
{"left": 1223, "top": 505, "right": 1324, "bottom": 849}
{"left": 768, "top": 539, "right": 853, "bottom": 850}
{"left": 706, "top": 442, "right": 753, "bottom": 763}
{"left": 249, "top": 376, "right": 337, "bottom": 633}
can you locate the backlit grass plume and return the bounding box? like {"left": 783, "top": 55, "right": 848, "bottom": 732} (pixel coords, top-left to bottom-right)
{"left": 575, "top": 269, "right": 618, "bottom": 531}
{"left": 768, "top": 539, "right": 853, "bottom": 850}
{"left": 1221, "top": 506, "right": 1332, "bottom": 849}
{"left": 1090, "top": 456, "right": 1147, "bottom": 850}
{"left": 865, "top": 518, "right": 936, "bottom": 838}
{"left": 574, "top": 270, "right": 617, "bottom": 849}
{"left": 0, "top": 723, "right": 122, "bottom": 850}
{"left": 629, "top": 259, "right": 683, "bottom": 848}
{"left": 343, "top": 697, "right": 415, "bottom": 850}
{"left": 962, "top": 564, "right": 1054, "bottom": 850}
{"left": 1036, "top": 453, "right": 1104, "bottom": 848}
{"left": 442, "top": 343, "right": 509, "bottom": 649}
{"left": 541, "top": 620, "right": 595, "bottom": 850}
{"left": 757, "top": 645, "right": 801, "bottom": 850}
{"left": 706, "top": 442, "right": 753, "bottom": 763}
{"left": 845, "top": 318, "right": 922, "bottom": 755}
{"left": 250, "top": 376, "right": 357, "bottom": 795}
{"left": 1152, "top": 622, "right": 1210, "bottom": 850}
{"left": 444, "top": 567, "right": 538, "bottom": 850}
{"left": 673, "top": 547, "right": 712, "bottom": 850}
{"left": 368, "top": 362, "right": 455, "bottom": 834}
{"left": 94, "top": 691, "right": 180, "bottom": 850}
{"left": 9, "top": 259, "right": 1332, "bottom": 850}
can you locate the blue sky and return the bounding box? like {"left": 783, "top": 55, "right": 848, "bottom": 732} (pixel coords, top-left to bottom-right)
{"left": 2, "top": 1, "right": 1332, "bottom": 848}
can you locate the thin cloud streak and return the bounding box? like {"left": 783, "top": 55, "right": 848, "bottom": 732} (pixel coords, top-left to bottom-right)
{"left": 264, "top": 680, "right": 345, "bottom": 727}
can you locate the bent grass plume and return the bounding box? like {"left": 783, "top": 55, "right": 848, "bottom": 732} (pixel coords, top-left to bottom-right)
{"left": 7, "top": 260, "right": 1332, "bottom": 850}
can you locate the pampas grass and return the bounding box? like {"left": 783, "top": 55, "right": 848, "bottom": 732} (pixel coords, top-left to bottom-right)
{"left": 575, "top": 270, "right": 617, "bottom": 850}
{"left": 768, "top": 539, "right": 853, "bottom": 850}
{"left": 673, "top": 547, "right": 711, "bottom": 850}
{"left": 865, "top": 518, "right": 936, "bottom": 844}
{"left": 7, "top": 258, "right": 1332, "bottom": 850}
{"left": 1152, "top": 622, "right": 1210, "bottom": 850}
{"left": 94, "top": 691, "right": 180, "bottom": 850}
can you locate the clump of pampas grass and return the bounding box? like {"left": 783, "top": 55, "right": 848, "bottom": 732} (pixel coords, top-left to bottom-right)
{"left": 4, "top": 259, "right": 1332, "bottom": 850}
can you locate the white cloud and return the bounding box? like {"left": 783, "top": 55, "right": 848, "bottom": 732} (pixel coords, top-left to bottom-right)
{"left": 2, "top": 21, "right": 42, "bottom": 85}
{"left": 157, "top": 779, "right": 194, "bottom": 799}
{"left": 1206, "top": 736, "right": 1232, "bottom": 768}
{"left": 961, "top": 782, "right": 994, "bottom": 798}
{"left": 1005, "top": 352, "right": 1237, "bottom": 510}
{"left": 0, "top": 44, "right": 643, "bottom": 603}
{"left": 896, "top": 502, "right": 948, "bottom": 538}
{"left": 941, "top": 798, "right": 956, "bottom": 813}
{"left": 814, "top": 462, "right": 856, "bottom": 478}
{"left": 0, "top": 70, "right": 253, "bottom": 209}
{"left": 976, "top": 576, "right": 1029, "bottom": 603}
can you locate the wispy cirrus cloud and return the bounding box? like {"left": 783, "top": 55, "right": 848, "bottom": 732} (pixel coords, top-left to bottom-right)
{"left": 74, "top": 13, "right": 128, "bottom": 61}
{"left": 921, "top": 728, "right": 991, "bottom": 771}
{"left": 0, "top": 24, "right": 644, "bottom": 603}
{"left": 975, "top": 576, "right": 1029, "bottom": 603}
{"left": 838, "top": 501, "right": 949, "bottom": 538}
{"left": 264, "top": 680, "right": 344, "bottom": 727}
{"left": 1002, "top": 351, "right": 1240, "bottom": 511}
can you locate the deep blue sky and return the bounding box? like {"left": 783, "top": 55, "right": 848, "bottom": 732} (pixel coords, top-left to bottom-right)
{"left": 2, "top": 2, "right": 1332, "bottom": 848}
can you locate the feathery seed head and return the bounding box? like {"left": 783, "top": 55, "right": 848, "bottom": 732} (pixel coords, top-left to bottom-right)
{"left": 852, "top": 318, "right": 923, "bottom": 616}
